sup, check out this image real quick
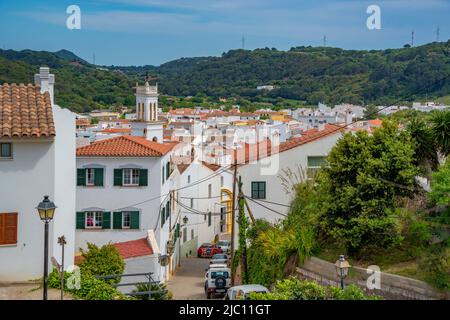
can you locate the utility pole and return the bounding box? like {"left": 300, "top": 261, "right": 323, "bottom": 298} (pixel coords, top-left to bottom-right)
{"left": 411, "top": 31, "right": 415, "bottom": 47}
{"left": 241, "top": 35, "right": 245, "bottom": 50}
{"left": 237, "top": 176, "right": 248, "bottom": 284}
{"left": 436, "top": 25, "right": 440, "bottom": 42}
{"left": 230, "top": 158, "right": 238, "bottom": 286}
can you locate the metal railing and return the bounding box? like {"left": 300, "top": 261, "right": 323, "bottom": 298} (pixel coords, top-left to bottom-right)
{"left": 95, "top": 272, "right": 167, "bottom": 300}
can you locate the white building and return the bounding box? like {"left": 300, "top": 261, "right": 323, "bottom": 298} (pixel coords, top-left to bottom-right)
{"left": 0, "top": 67, "right": 76, "bottom": 281}
{"left": 75, "top": 81, "right": 189, "bottom": 282}
{"left": 230, "top": 124, "right": 343, "bottom": 244}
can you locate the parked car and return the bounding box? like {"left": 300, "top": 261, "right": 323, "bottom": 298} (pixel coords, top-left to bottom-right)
{"left": 210, "top": 253, "right": 229, "bottom": 266}
{"left": 224, "top": 284, "right": 269, "bottom": 300}
{"left": 216, "top": 240, "right": 231, "bottom": 254}
{"left": 197, "top": 243, "right": 222, "bottom": 258}
{"left": 204, "top": 266, "right": 231, "bottom": 299}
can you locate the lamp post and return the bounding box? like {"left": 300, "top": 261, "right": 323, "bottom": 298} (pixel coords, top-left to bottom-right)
{"left": 335, "top": 254, "right": 350, "bottom": 289}
{"left": 36, "top": 195, "right": 57, "bottom": 300}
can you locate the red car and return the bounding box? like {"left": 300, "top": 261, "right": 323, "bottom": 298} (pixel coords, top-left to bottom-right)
{"left": 197, "top": 243, "right": 222, "bottom": 258}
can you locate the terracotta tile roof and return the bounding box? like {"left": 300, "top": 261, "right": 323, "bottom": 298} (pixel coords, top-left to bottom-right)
{"left": 230, "top": 124, "right": 343, "bottom": 165}
{"left": 113, "top": 238, "right": 153, "bottom": 260}
{"left": 0, "top": 83, "right": 55, "bottom": 138}
{"left": 76, "top": 135, "right": 178, "bottom": 157}
{"left": 368, "top": 119, "right": 382, "bottom": 127}
{"left": 201, "top": 161, "right": 221, "bottom": 172}
{"left": 100, "top": 128, "right": 131, "bottom": 134}
{"left": 177, "top": 163, "right": 190, "bottom": 174}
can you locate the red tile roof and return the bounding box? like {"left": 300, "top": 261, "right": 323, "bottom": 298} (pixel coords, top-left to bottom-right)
{"left": 0, "top": 83, "right": 55, "bottom": 138}
{"left": 113, "top": 238, "right": 153, "bottom": 260}
{"left": 230, "top": 124, "right": 343, "bottom": 165}
{"left": 76, "top": 135, "right": 178, "bottom": 157}
{"left": 100, "top": 128, "right": 131, "bottom": 134}
{"left": 201, "top": 161, "right": 221, "bottom": 172}
{"left": 368, "top": 119, "right": 383, "bottom": 127}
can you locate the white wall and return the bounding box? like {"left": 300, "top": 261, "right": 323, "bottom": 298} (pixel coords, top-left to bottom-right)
{"left": 234, "top": 133, "right": 342, "bottom": 244}
{"left": 52, "top": 105, "right": 76, "bottom": 271}
{"left": 0, "top": 139, "right": 55, "bottom": 281}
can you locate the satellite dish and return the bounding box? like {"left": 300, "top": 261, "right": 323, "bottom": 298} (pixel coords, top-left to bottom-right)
{"left": 159, "top": 254, "right": 169, "bottom": 267}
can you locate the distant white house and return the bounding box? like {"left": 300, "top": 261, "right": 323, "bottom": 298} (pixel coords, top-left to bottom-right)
{"left": 256, "top": 85, "right": 275, "bottom": 91}
{"left": 0, "top": 67, "right": 76, "bottom": 281}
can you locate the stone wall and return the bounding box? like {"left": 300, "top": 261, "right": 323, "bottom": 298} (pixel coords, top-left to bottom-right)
{"left": 295, "top": 257, "right": 449, "bottom": 300}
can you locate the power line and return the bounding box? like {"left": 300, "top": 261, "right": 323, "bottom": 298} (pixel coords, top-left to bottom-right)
{"left": 243, "top": 195, "right": 288, "bottom": 217}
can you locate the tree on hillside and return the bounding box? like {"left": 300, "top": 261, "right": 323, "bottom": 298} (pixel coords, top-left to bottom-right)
{"left": 430, "top": 110, "right": 450, "bottom": 158}
{"left": 407, "top": 117, "right": 439, "bottom": 173}
{"left": 318, "top": 121, "right": 419, "bottom": 254}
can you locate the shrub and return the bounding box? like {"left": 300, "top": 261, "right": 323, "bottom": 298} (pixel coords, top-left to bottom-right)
{"left": 248, "top": 278, "right": 380, "bottom": 300}
{"left": 48, "top": 268, "right": 128, "bottom": 300}
{"left": 78, "top": 243, "right": 125, "bottom": 284}
{"left": 419, "top": 245, "right": 450, "bottom": 290}
{"left": 131, "top": 283, "right": 172, "bottom": 300}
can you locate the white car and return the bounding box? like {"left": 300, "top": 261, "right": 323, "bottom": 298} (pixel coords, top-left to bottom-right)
{"left": 204, "top": 266, "right": 231, "bottom": 299}
{"left": 216, "top": 240, "right": 231, "bottom": 254}
{"left": 224, "top": 284, "right": 269, "bottom": 300}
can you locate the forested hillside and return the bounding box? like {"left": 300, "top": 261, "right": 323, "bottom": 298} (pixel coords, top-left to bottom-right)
{"left": 0, "top": 40, "right": 449, "bottom": 113}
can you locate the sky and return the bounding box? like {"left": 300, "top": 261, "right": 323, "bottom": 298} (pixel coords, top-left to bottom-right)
{"left": 0, "top": 0, "right": 449, "bottom": 66}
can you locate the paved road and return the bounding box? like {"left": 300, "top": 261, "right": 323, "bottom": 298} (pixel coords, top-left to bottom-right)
{"left": 0, "top": 284, "right": 72, "bottom": 300}
{"left": 166, "top": 257, "right": 210, "bottom": 300}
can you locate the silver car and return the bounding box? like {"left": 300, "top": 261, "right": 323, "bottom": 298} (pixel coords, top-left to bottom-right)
{"left": 210, "top": 253, "right": 229, "bottom": 266}
{"left": 216, "top": 240, "right": 231, "bottom": 254}
{"left": 224, "top": 284, "right": 269, "bottom": 300}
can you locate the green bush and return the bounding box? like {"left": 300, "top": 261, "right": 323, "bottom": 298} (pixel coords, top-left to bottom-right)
{"left": 248, "top": 278, "right": 381, "bottom": 300}
{"left": 78, "top": 243, "right": 125, "bottom": 284}
{"left": 132, "top": 283, "right": 172, "bottom": 300}
{"left": 419, "top": 245, "right": 450, "bottom": 290}
{"left": 48, "top": 268, "right": 128, "bottom": 300}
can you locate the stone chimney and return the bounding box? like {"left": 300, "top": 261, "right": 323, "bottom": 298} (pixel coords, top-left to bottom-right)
{"left": 34, "top": 67, "right": 55, "bottom": 105}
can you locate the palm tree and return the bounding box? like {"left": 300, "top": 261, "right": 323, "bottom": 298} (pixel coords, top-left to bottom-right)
{"left": 430, "top": 110, "right": 450, "bottom": 158}
{"left": 407, "top": 117, "right": 439, "bottom": 173}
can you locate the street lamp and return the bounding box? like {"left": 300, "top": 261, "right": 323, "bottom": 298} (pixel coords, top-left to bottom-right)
{"left": 166, "top": 240, "right": 175, "bottom": 256}
{"left": 335, "top": 254, "right": 350, "bottom": 289}
{"left": 183, "top": 216, "right": 188, "bottom": 226}
{"left": 36, "top": 195, "right": 57, "bottom": 300}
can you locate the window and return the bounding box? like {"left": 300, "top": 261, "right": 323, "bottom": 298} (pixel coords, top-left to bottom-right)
{"left": 191, "top": 229, "right": 194, "bottom": 240}
{"left": 208, "top": 211, "right": 212, "bottom": 227}
{"left": 0, "top": 143, "right": 12, "bottom": 158}
{"left": 122, "top": 212, "right": 131, "bottom": 229}
{"left": 162, "top": 165, "right": 165, "bottom": 184}
{"left": 86, "top": 168, "right": 95, "bottom": 186}
{"left": 190, "top": 198, "right": 194, "bottom": 208}
{"left": 0, "top": 213, "right": 18, "bottom": 245}
{"left": 221, "top": 176, "right": 224, "bottom": 187}
{"left": 208, "top": 184, "right": 212, "bottom": 198}
{"left": 123, "top": 168, "right": 139, "bottom": 186}
{"left": 251, "top": 181, "right": 266, "bottom": 199}
{"left": 183, "top": 227, "right": 187, "bottom": 243}
{"left": 187, "top": 175, "right": 191, "bottom": 184}
{"left": 86, "top": 212, "right": 103, "bottom": 228}
{"left": 307, "top": 156, "right": 327, "bottom": 179}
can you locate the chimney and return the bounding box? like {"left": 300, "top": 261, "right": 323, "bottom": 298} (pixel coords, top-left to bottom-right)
{"left": 34, "top": 67, "right": 55, "bottom": 105}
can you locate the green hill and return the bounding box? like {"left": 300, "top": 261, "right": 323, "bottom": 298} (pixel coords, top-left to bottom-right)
{"left": 0, "top": 40, "right": 449, "bottom": 113}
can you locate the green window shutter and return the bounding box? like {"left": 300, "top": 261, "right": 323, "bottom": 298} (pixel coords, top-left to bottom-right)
{"left": 76, "top": 212, "right": 85, "bottom": 229}
{"left": 94, "top": 168, "right": 104, "bottom": 186}
{"left": 113, "top": 212, "right": 122, "bottom": 229}
{"left": 162, "top": 165, "right": 165, "bottom": 184}
{"left": 175, "top": 223, "right": 180, "bottom": 238}
{"left": 130, "top": 211, "right": 140, "bottom": 229}
{"left": 139, "top": 169, "right": 148, "bottom": 186}
{"left": 166, "top": 202, "right": 170, "bottom": 219}
{"left": 161, "top": 208, "right": 166, "bottom": 227}
{"left": 77, "top": 169, "right": 86, "bottom": 186}
{"left": 307, "top": 156, "right": 327, "bottom": 168}
{"left": 166, "top": 163, "right": 170, "bottom": 179}
{"left": 102, "top": 212, "right": 111, "bottom": 229}
{"left": 114, "top": 169, "right": 123, "bottom": 186}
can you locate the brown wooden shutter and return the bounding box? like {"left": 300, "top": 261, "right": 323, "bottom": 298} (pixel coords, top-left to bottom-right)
{"left": 0, "top": 213, "right": 18, "bottom": 245}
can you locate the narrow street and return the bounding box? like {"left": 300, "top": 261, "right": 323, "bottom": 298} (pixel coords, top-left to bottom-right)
{"left": 166, "top": 257, "right": 210, "bottom": 300}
